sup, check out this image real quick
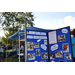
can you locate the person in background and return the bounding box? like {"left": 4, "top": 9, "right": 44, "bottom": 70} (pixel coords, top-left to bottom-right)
{"left": 20, "top": 42, "right": 24, "bottom": 51}
{"left": 18, "top": 42, "right": 24, "bottom": 52}
{"left": 23, "top": 49, "right": 25, "bottom": 62}
{"left": 0, "top": 44, "right": 4, "bottom": 52}
{"left": 15, "top": 43, "right": 18, "bottom": 53}
{"left": 0, "top": 44, "right": 4, "bottom": 61}
{"left": 23, "top": 42, "right": 25, "bottom": 62}
{"left": 71, "top": 29, "right": 75, "bottom": 62}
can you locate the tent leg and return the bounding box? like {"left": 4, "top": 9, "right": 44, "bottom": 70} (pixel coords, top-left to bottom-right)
{"left": 12, "top": 40, "right": 13, "bottom": 49}
{"left": 19, "top": 33, "right": 20, "bottom": 62}
{"left": 6, "top": 40, "right": 8, "bottom": 62}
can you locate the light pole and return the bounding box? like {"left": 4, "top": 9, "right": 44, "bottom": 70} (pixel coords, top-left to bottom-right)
{"left": 25, "top": 18, "right": 27, "bottom": 62}
{"left": 23, "top": 12, "right": 28, "bottom": 62}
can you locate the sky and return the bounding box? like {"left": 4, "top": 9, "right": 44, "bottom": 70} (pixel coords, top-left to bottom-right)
{"left": 33, "top": 12, "right": 75, "bottom": 29}
{"left": 0, "top": 12, "right": 75, "bottom": 37}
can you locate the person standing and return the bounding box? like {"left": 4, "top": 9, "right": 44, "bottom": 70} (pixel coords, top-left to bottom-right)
{"left": 0, "top": 44, "right": 4, "bottom": 53}
{"left": 0, "top": 44, "right": 4, "bottom": 61}
{"left": 71, "top": 29, "right": 75, "bottom": 62}
{"left": 23, "top": 42, "right": 25, "bottom": 62}
{"left": 15, "top": 43, "right": 18, "bottom": 53}
{"left": 20, "top": 42, "right": 24, "bottom": 51}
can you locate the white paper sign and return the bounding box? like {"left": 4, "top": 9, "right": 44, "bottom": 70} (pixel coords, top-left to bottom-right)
{"left": 34, "top": 36, "right": 39, "bottom": 39}
{"left": 36, "top": 32, "right": 41, "bottom": 35}
{"left": 62, "top": 29, "right": 68, "bottom": 33}
{"left": 51, "top": 44, "right": 58, "bottom": 51}
{"left": 29, "top": 31, "right": 35, "bottom": 34}
{"left": 40, "top": 36, "right": 47, "bottom": 39}
{"left": 37, "top": 39, "right": 41, "bottom": 42}
{"left": 48, "top": 31, "right": 57, "bottom": 44}
{"left": 41, "top": 32, "right": 46, "bottom": 35}
{"left": 41, "top": 44, "right": 47, "bottom": 50}
{"left": 27, "top": 35, "right": 33, "bottom": 39}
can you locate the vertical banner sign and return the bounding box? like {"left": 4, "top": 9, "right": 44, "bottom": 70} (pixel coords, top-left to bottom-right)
{"left": 27, "top": 30, "right": 48, "bottom": 62}
{"left": 48, "top": 27, "right": 73, "bottom": 62}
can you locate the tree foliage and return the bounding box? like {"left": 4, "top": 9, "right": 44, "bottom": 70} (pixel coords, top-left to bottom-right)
{"left": 1, "top": 12, "right": 35, "bottom": 45}
{"left": 1, "top": 28, "right": 15, "bottom": 45}
{"left": 1, "top": 12, "right": 34, "bottom": 33}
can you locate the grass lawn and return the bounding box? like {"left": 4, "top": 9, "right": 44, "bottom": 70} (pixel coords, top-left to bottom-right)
{"left": 4, "top": 55, "right": 23, "bottom": 62}
{"left": 2, "top": 49, "right": 23, "bottom": 62}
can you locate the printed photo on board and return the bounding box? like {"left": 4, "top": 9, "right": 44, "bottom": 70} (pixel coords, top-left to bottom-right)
{"left": 65, "top": 54, "right": 71, "bottom": 60}
{"left": 62, "top": 43, "right": 69, "bottom": 52}
{"left": 42, "top": 53, "right": 48, "bottom": 59}
{"left": 27, "top": 42, "right": 33, "bottom": 50}
{"left": 44, "top": 40, "right": 47, "bottom": 45}
{"left": 58, "top": 35, "right": 65, "bottom": 42}
{"left": 55, "top": 51, "right": 63, "bottom": 57}
{"left": 36, "top": 49, "right": 40, "bottom": 56}
{"left": 28, "top": 53, "right": 35, "bottom": 60}
{"left": 50, "top": 54, "right": 55, "bottom": 59}
{"left": 34, "top": 43, "right": 39, "bottom": 48}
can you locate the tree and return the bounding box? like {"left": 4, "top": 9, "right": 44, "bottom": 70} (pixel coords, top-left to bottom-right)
{"left": 1, "top": 12, "right": 34, "bottom": 33}
{"left": 1, "top": 28, "right": 14, "bottom": 45}
{"left": 1, "top": 12, "right": 35, "bottom": 45}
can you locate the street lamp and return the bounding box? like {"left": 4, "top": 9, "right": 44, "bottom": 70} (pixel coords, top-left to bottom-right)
{"left": 25, "top": 18, "right": 27, "bottom": 62}
{"left": 23, "top": 12, "right": 27, "bottom": 62}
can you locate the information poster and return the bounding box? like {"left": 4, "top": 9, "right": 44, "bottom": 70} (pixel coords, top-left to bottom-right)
{"left": 48, "top": 31, "right": 57, "bottom": 44}
{"left": 27, "top": 30, "right": 48, "bottom": 62}
{"left": 48, "top": 27, "right": 73, "bottom": 62}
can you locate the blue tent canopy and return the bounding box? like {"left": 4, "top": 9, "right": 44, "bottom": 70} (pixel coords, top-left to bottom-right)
{"left": 7, "top": 27, "right": 52, "bottom": 40}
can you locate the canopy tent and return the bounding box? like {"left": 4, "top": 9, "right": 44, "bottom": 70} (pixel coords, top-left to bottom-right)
{"left": 7, "top": 27, "right": 52, "bottom": 41}
{"left": 7, "top": 26, "right": 52, "bottom": 62}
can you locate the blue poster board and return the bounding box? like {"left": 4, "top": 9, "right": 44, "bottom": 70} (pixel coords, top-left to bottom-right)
{"left": 27, "top": 30, "right": 48, "bottom": 62}
{"left": 48, "top": 27, "right": 73, "bottom": 62}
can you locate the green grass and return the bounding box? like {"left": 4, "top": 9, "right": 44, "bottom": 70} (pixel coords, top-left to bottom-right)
{"left": 4, "top": 55, "right": 23, "bottom": 62}
{"left": 3, "top": 49, "right": 23, "bottom": 62}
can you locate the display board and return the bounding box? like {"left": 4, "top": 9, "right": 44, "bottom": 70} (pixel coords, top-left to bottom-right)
{"left": 27, "top": 30, "right": 48, "bottom": 62}
{"left": 48, "top": 27, "right": 73, "bottom": 62}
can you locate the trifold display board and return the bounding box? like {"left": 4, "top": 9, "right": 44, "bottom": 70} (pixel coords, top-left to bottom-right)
{"left": 27, "top": 30, "right": 48, "bottom": 62}
{"left": 27, "top": 26, "right": 73, "bottom": 62}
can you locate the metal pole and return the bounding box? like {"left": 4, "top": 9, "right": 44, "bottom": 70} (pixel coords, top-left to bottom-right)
{"left": 12, "top": 40, "right": 13, "bottom": 49}
{"left": 6, "top": 40, "right": 8, "bottom": 62}
{"left": 19, "top": 32, "right": 20, "bottom": 62}
{"left": 25, "top": 18, "right": 27, "bottom": 62}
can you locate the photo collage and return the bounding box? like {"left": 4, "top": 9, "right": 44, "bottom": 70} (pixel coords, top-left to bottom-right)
{"left": 49, "top": 29, "right": 72, "bottom": 62}
{"left": 27, "top": 40, "right": 48, "bottom": 62}
{"left": 27, "top": 27, "right": 72, "bottom": 62}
